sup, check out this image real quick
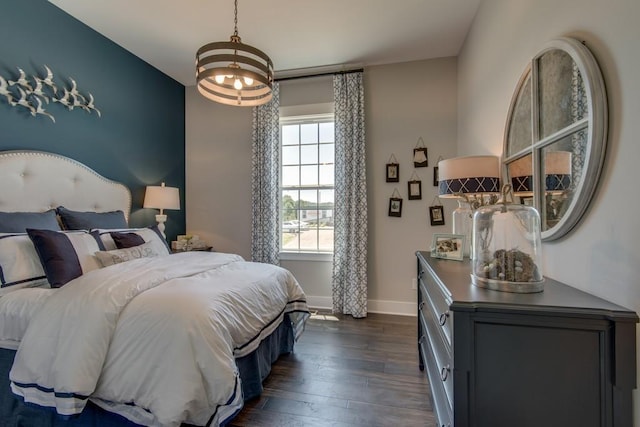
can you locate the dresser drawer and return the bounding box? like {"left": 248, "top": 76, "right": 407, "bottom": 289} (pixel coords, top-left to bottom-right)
{"left": 419, "top": 306, "right": 453, "bottom": 409}
{"left": 419, "top": 272, "right": 453, "bottom": 347}
{"left": 419, "top": 312, "right": 453, "bottom": 425}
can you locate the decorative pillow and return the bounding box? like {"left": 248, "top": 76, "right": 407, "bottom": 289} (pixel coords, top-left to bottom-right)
{"left": 56, "top": 206, "right": 128, "bottom": 230}
{"left": 95, "top": 242, "right": 162, "bottom": 267}
{"left": 110, "top": 231, "right": 145, "bottom": 249}
{"left": 0, "top": 210, "right": 61, "bottom": 233}
{"left": 0, "top": 233, "right": 49, "bottom": 290}
{"left": 26, "top": 229, "right": 105, "bottom": 288}
{"left": 96, "top": 225, "right": 170, "bottom": 255}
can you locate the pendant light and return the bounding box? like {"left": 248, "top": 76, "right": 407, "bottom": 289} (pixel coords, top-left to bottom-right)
{"left": 196, "top": 0, "right": 274, "bottom": 106}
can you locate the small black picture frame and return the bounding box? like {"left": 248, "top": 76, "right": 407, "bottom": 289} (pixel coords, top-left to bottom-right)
{"left": 386, "top": 163, "right": 399, "bottom": 182}
{"left": 388, "top": 197, "right": 403, "bottom": 217}
{"left": 433, "top": 166, "right": 439, "bottom": 186}
{"left": 429, "top": 205, "right": 445, "bottom": 226}
{"left": 408, "top": 180, "right": 422, "bottom": 200}
{"left": 413, "top": 147, "right": 428, "bottom": 167}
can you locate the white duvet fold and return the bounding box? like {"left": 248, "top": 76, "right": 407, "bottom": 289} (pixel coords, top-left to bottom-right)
{"left": 9, "top": 252, "right": 308, "bottom": 426}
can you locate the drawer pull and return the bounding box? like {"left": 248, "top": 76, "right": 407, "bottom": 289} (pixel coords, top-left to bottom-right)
{"left": 438, "top": 310, "right": 450, "bottom": 326}
{"left": 440, "top": 365, "right": 450, "bottom": 382}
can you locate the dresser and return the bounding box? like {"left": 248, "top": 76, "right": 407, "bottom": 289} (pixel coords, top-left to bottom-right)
{"left": 416, "top": 251, "right": 638, "bottom": 427}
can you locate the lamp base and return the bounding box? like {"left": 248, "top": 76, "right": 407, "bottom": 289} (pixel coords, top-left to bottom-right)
{"left": 155, "top": 214, "right": 167, "bottom": 238}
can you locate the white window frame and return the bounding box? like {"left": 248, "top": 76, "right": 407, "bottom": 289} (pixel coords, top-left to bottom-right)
{"left": 279, "top": 112, "right": 335, "bottom": 257}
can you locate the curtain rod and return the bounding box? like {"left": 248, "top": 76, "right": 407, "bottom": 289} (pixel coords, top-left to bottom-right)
{"left": 275, "top": 68, "right": 364, "bottom": 83}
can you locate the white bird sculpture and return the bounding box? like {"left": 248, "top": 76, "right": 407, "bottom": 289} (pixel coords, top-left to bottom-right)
{"left": 8, "top": 68, "right": 33, "bottom": 92}
{"left": 0, "top": 75, "right": 14, "bottom": 105}
{"left": 53, "top": 88, "right": 74, "bottom": 111}
{"left": 32, "top": 96, "right": 55, "bottom": 123}
{"left": 85, "top": 93, "right": 101, "bottom": 117}
{"left": 14, "top": 87, "right": 36, "bottom": 114}
{"left": 35, "top": 65, "right": 57, "bottom": 95}
{"left": 31, "top": 78, "right": 50, "bottom": 103}
{"left": 68, "top": 77, "right": 86, "bottom": 104}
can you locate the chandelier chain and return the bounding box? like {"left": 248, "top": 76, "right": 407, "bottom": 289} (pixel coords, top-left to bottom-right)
{"left": 233, "top": 0, "right": 238, "bottom": 37}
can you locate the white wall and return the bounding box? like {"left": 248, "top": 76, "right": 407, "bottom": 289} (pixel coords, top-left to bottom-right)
{"left": 366, "top": 58, "right": 458, "bottom": 314}
{"left": 185, "top": 87, "right": 253, "bottom": 260}
{"left": 457, "top": 0, "right": 640, "bottom": 423}
{"left": 185, "top": 57, "right": 458, "bottom": 315}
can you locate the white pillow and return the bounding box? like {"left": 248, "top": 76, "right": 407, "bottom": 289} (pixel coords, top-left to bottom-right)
{"left": 0, "top": 233, "right": 49, "bottom": 292}
{"left": 95, "top": 226, "right": 170, "bottom": 255}
{"left": 95, "top": 241, "right": 163, "bottom": 267}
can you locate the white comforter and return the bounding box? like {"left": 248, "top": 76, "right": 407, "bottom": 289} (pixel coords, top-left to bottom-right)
{"left": 9, "top": 252, "right": 308, "bottom": 426}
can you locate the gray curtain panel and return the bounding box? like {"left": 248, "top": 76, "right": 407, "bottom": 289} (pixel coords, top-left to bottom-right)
{"left": 251, "top": 83, "right": 280, "bottom": 265}
{"left": 332, "top": 72, "right": 368, "bottom": 318}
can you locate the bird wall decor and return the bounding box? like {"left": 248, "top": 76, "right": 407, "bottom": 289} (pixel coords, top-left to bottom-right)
{"left": 0, "top": 65, "right": 101, "bottom": 122}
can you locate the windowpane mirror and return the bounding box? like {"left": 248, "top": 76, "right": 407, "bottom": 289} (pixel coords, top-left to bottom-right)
{"left": 503, "top": 37, "right": 607, "bottom": 241}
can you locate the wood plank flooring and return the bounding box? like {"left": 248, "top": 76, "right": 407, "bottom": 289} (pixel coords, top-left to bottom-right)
{"left": 229, "top": 312, "right": 436, "bottom": 427}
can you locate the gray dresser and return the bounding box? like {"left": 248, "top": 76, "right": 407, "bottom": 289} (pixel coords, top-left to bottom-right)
{"left": 416, "top": 251, "right": 638, "bottom": 427}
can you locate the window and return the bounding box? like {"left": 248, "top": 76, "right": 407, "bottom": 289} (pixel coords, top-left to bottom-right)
{"left": 280, "top": 114, "right": 334, "bottom": 253}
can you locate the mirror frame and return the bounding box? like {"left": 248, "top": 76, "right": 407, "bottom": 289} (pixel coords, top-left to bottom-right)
{"left": 503, "top": 37, "right": 608, "bottom": 241}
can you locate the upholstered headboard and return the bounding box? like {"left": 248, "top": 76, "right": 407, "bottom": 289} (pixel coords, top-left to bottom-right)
{"left": 0, "top": 151, "right": 131, "bottom": 221}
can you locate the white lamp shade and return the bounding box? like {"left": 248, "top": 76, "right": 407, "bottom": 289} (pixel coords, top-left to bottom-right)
{"left": 438, "top": 155, "right": 500, "bottom": 198}
{"left": 143, "top": 184, "right": 180, "bottom": 210}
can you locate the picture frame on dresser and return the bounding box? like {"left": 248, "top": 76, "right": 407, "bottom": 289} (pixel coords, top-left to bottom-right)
{"left": 431, "top": 233, "right": 464, "bottom": 260}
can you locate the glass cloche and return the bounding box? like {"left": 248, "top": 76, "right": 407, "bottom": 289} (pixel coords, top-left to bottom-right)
{"left": 471, "top": 187, "right": 544, "bottom": 293}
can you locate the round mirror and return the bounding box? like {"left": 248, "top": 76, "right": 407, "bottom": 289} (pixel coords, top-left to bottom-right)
{"left": 503, "top": 37, "right": 608, "bottom": 241}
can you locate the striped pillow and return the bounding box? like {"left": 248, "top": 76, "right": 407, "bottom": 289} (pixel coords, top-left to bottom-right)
{"left": 26, "top": 229, "right": 105, "bottom": 288}
{"left": 0, "top": 233, "right": 49, "bottom": 291}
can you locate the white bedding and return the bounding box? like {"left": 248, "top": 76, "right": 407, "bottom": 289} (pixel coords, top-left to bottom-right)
{"left": 0, "top": 287, "right": 55, "bottom": 350}
{"left": 9, "top": 251, "right": 308, "bottom": 427}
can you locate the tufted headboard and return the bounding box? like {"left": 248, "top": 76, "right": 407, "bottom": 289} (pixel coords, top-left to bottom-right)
{"left": 0, "top": 150, "right": 131, "bottom": 221}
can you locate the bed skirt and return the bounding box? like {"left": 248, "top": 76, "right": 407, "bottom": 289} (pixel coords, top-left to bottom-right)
{"left": 0, "top": 313, "right": 296, "bottom": 427}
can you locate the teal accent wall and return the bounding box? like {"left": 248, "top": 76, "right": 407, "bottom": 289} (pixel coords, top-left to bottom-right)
{"left": 0, "top": 0, "right": 186, "bottom": 242}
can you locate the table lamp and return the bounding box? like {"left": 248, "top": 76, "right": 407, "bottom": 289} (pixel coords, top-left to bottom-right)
{"left": 143, "top": 182, "right": 180, "bottom": 238}
{"left": 438, "top": 155, "right": 500, "bottom": 257}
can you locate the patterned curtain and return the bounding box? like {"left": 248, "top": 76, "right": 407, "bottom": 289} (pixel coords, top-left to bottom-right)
{"left": 251, "top": 83, "right": 280, "bottom": 265}
{"left": 332, "top": 72, "right": 368, "bottom": 318}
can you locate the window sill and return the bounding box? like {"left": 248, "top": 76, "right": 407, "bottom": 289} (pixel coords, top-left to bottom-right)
{"left": 280, "top": 252, "right": 333, "bottom": 262}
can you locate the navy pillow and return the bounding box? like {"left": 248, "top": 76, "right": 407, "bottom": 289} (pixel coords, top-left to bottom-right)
{"left": 57, "top": 206, "right": 127, "bottom": 230}
{"left": 0, "top": 210, "right": 61, "bottom": 233}
{"left": 110, "top": 231, "right": 145, "bottom": 249}
{"left": 27, "top": 229, "right": 106, "bottom": 288}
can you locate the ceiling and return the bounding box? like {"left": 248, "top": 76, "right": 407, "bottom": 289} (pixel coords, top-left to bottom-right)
{"left": 49, "top": 0, "right": 480, "bottom": 86}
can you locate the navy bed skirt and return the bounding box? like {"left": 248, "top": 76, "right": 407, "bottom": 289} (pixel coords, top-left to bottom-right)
{"left": 0, "top": 314, "right": 295, "bottom": 427}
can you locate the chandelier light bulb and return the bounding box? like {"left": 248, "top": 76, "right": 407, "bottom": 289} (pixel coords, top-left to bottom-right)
{"left": 243, "top": 76, "right": 253, "bottom": 86}
{"left": 214, "top": 75, "right": 225, "bottom": 84}
{"left": 234, "top": 78, "right": 243, "bottom": 90}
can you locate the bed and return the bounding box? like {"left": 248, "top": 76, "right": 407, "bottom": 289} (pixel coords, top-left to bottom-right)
{"left": 0, "top": 150, "right": 309, "bottom": 427}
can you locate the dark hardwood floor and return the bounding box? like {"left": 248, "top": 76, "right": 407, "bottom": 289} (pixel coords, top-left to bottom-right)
{"left": 230, "top": 312, "right": 436, "bottom": 427}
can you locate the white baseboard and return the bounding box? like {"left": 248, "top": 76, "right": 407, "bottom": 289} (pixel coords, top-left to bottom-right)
{"left": 306, "top": 296, "right": 332, "bottom": 311}
{"left": 306, "top": 296, "right": 417, "bottom": 317}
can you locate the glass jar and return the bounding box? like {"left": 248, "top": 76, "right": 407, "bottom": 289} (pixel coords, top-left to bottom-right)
{"left": 452, "top": 199, "right": 473, "bottom": 257}
{"left": 471, "top": 201, "right": 544, "bottom": 293}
